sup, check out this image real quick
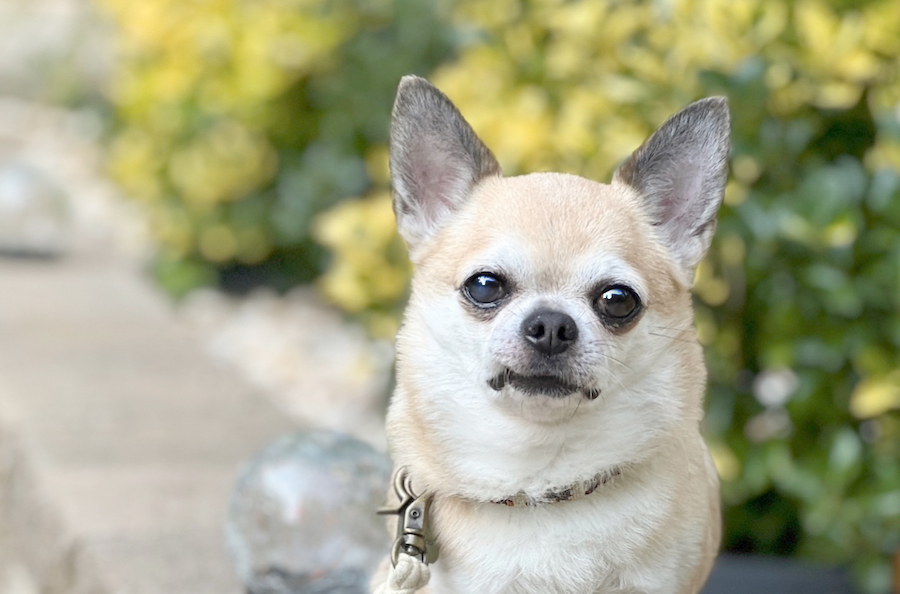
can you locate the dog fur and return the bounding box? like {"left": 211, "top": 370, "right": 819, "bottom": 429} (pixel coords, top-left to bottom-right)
{"left": 374, "top": 75, "right": 730, "bottom": 594}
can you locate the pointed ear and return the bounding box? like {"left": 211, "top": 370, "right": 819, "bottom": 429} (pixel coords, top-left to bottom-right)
{"left": 390, "top": 75, "right": 501, "bottom": 253}
{"left": 614, "top": 97, "right": 730, "bottom": 275}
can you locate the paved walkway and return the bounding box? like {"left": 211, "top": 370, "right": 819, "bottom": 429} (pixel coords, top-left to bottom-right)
{"left": 0, "top": 251, "right": 298, "bottom": 593}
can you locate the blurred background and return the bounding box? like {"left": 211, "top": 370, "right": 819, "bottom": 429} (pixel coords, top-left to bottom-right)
{"left": 1, "top": 0, "right": 899, "bottom": 592}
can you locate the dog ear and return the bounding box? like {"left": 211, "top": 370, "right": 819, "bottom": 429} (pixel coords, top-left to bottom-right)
{"left": 614, "top": 97, "right": 730, "bottom": 275}
{"left": 390, "top": 75, "right": 501, "bottom": 253}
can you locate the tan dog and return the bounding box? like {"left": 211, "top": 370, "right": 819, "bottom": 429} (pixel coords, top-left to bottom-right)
{"left": 373, "top": 75, "right": 729, "bottom": 594}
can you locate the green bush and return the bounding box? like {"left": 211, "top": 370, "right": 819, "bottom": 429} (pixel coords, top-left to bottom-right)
{"left": 97, "top": 0, "right": 453, "bottom": 295}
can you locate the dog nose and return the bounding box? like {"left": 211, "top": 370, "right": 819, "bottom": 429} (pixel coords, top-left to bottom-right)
{"left": 521, "top": 309, "right": 579, "bottom": 356}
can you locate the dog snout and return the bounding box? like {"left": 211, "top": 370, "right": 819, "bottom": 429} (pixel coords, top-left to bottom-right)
{"left": 521, "top": 309, "right": 578, "bottom": 356}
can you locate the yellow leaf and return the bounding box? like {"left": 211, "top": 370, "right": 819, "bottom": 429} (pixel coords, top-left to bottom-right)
{"left": 814, "top": 82, "right": 862, "bottom": 110}
{"left": 850, "top": 373, "right": 900, "bottom": 419}
{"left": 795, "top": 0, "right": 839, "bottom": 59}
{"left": 709, "top": 443, "right": 741, "bottom": 482}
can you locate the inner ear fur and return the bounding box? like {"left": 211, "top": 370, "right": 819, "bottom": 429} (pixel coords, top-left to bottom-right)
{"left": 389, "top": 75, "right": 501, "bottom": 254}
{"left": 614, "top": 97, "right": 731, "bottom": 275}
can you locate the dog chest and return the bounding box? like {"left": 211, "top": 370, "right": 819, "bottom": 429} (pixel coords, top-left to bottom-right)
{"left": 426, "top": 482, "right": 709, "bottom": 594}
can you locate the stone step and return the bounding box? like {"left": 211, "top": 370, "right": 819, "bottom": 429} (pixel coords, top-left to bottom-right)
{"left": 0, "top": 254, "right": 299, "bottom": 593}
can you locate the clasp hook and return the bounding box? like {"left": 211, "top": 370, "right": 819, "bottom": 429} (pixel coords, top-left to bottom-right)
{"left": 377, "top": 467, "right": 436, "bottom": 567}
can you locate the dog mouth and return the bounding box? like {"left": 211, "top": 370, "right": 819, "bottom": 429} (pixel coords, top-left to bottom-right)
{"left": 488, "top": 369, "right": 600, "bottom": 400}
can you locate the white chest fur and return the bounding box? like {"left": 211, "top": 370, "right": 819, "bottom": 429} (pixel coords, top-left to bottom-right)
{"left": 426, "top": 445, "right": 716, "bottom": 594}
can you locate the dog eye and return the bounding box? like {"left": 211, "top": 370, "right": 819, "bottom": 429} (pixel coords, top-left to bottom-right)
{"left": 463, "top": 273, "right": 507, "bottom": 306}
{"left": 595, "top": 285, "right": 640, "bottom": 322}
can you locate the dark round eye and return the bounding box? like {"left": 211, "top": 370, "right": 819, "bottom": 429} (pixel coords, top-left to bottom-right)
{"left": 463, "top": 273, "right": 507, "bottom": 306}
{"left": 595, "top": 285, "right": 640, "bottom": 322}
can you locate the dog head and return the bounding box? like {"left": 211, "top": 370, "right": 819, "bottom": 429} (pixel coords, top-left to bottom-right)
{"left": 387, "top": 76, "right": 729, "bottom": 494}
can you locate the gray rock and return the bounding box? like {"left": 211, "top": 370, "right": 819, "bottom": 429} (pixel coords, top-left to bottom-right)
{"left": 0, "top": 161, "right": 70, "bottom": 257}
{"left": 226, "top": 431, "right": 392, "bottom": 594}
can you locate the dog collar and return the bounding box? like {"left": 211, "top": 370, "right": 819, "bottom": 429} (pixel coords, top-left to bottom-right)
{"left": 492, "top": 467, "right": 622, "bottom": 507}
{"left": 377, "top": 464, "right": 623, "bottom": 565}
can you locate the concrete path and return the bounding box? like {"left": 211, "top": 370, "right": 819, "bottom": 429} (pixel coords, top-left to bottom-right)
{"left": 0, "top": 251, "right": 299, "bottom": 593}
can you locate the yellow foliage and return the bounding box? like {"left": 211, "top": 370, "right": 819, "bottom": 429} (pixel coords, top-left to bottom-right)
{"left": 850, "top": 373, "right": 900, "bottom": 419}
{"left": 96, "top": 0, "right": 360, "bottom": 257}
{"left": 429, "top": 0, "right": 888, "bottom": 179}
{"left": 313, "top": 191, "right": 411, "bottom": 321}
{"left": 694, "top": 260, "right": 731, "bottom": 307}
{"left": 718, "top": 234, "right": 747, "bottom": 268}
{"left": 710, "top": 442, "right": 742, "bottom": 482}
{"left": 98, "top": 0, "right": 350, "bottom": 113}
{"left": 105, "top": 127, "right": 166, "bottom": 202}
{"left": 168, "top": 121, "right": 277, "bottom": 211}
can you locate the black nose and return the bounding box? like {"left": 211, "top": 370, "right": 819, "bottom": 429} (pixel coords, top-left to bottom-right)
{"left": 521, "top": 309, "right": 579, "bottom": 356}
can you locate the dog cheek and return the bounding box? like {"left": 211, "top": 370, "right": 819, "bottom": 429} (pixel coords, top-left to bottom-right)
{"left": 611, "top": 320, "right": 699, "bottom": 425}
{"left": 414, "top": 295, "right": 494, "bottom": 371}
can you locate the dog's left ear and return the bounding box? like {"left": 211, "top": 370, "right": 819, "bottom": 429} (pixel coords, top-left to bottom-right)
{"left": 614, "top": 98, "right": 730, "bottom": 276}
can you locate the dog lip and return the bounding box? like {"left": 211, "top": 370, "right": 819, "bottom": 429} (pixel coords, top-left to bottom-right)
{"left": 488, "top": 369, "right": 597, "bottom": 399}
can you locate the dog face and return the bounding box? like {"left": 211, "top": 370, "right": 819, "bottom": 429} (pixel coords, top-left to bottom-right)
{"left": 403, "top": 173, "right": 685, "bottom": 421}
{"left": 388, "top": 76, "right": 729, "bottom": 491}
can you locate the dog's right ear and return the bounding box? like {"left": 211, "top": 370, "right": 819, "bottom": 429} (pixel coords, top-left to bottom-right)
{"left": 390, "top": 75, "right": 501, "bottom": 255}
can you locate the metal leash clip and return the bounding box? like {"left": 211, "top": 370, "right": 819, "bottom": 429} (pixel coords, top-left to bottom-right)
{"left": 377, "top": 466, "right": 437, "bottom": 567}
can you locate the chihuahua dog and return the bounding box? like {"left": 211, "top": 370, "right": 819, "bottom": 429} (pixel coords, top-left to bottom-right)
{"left": 373, "top": 76, "right": 729, "bottom": 594}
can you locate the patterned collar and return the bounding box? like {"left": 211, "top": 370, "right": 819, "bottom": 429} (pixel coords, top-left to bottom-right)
{"left": 492, "top": 467, "right": 622, "bottom": 507}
